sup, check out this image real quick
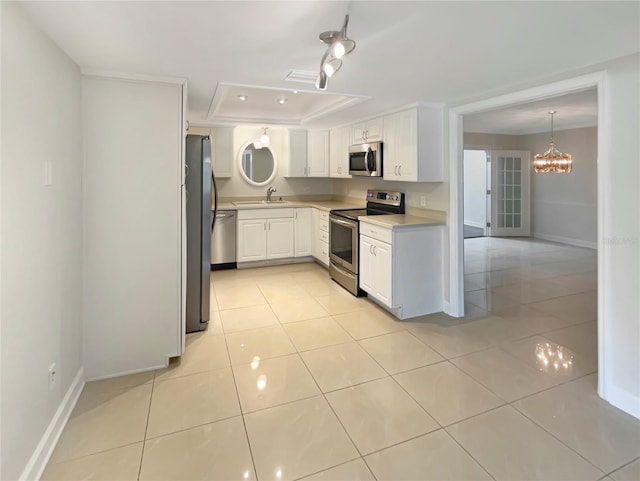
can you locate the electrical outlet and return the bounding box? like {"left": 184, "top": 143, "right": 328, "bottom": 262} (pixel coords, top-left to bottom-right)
{"left": 420, "top": 196, "right": 426, "bottom": 207}
{"left": 48, "top": 363, "right": 57, "bottom": 391}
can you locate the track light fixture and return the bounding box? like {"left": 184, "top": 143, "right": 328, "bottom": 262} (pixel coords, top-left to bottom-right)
{"left": 315, "top": 14, "right": 356, "bottom": 91}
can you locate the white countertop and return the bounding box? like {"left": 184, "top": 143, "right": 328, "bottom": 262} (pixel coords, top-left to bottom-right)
{"left": 215, "top": 200, "right": 365, "bottom": 212}
{"left": 358, "top": 214, "right": 445, "bottom": 228}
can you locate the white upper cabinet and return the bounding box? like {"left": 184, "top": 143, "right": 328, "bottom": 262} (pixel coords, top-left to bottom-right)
{"left": 211, "top": 127, "right": 233, "bottom": 177}
{"left": 286, "top": 129, "right": 329, "bottom": 177}
{"left": 307, "top": 130, "right": 329, "bottom": 177}
{"left": 352, "top": 116, "right": 383, "bottom": 144}
{"left": 187, "top": 126, "right": 233, "bottom": 178}
{"left": 383, "top": 105, "right": 444, "bottom": 182}
{"left": 288, "top": 129, "right": 308, "bottom": 177}
{"left": 329, "top": 126, "right": 351, "bottom": 178}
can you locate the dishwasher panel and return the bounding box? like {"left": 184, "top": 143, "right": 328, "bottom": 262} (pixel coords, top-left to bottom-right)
{"left": 211, "top": 210, "right": 237, "bottom": 270}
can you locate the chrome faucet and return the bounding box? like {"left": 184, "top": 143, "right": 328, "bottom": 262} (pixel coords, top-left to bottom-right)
{"left": 266, "top": 186, "right": 277, "bottom": 201}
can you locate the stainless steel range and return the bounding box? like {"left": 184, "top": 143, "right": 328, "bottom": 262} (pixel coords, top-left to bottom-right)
{"left": 329, "top": 190, "right": 405, "bottom": 295}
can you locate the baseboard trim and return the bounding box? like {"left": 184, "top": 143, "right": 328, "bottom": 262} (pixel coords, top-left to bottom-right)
{"left": 20, "top": 368, "right": 85, "bottom": 481}
{"left": 607, "top": 384, "right": 640, "bottom": 420}
{"left": 85, "top": 364, "right": 164, "bottom": 383}
{"left": 532, "top": 232, "right": 597, "bottom": 250}
{"left": 463, "top": 220, "right": 485, "bottom": 229}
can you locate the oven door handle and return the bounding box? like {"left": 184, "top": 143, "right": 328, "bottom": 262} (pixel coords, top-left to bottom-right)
{"left": 330, "top": 217, "right": 357, "bottom": 228}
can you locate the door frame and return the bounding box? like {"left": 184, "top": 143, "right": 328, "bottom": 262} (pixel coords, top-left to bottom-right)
{"left": 448, "top": 71, "right": 606, "bottom": 395}
{"left": 462, "top": 149, "right": 489, "bottom": 236}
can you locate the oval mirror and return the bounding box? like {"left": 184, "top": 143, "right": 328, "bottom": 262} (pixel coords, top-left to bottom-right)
{"left": 237, "top": 141, "right": 278, "bottom": 186}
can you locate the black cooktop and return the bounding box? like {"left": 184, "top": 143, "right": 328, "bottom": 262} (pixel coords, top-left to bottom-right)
{"left": 331, "top": 208, "right": 367, "bottom": 221}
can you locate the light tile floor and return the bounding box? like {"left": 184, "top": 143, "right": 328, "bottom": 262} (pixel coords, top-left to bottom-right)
{"left": 42, "top": 238, "right": 640, "bottom": 480}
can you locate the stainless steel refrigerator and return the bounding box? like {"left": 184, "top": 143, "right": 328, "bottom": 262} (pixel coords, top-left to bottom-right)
{"left": 185, "top": 134, "right": 215, "bottom": 333}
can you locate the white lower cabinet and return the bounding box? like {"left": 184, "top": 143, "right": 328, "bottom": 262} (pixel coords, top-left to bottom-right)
{"left": 359, "top": 220, "right": 443, "bottom": 319}
{"left": 294, "top": 208, "right": 312, "bottom": 257}
{"left": 359, "top": 235, "right": 392, "bottom": 306}
{"left": 237, "top": 209, "right": 295, "bottom": 263}
{"left": 237, "top": 219, "right": 268, "bottom": 261}
{"left": 266, "top": 218, "right": 294, "bottom": 259}
{"left": 312, "top": 208, "right": 329, "bottom": 266}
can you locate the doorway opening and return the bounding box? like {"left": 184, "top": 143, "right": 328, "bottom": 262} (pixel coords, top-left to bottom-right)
{"left": 449, "top": 73, "right": 604, "bottom": 396}
{"left": 463, "top": 150, "right": 488, "bottom": 239}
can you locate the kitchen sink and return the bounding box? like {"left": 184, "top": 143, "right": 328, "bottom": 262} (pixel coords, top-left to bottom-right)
{"left": 232, "top": 200, "right": 289, "bottom": 206}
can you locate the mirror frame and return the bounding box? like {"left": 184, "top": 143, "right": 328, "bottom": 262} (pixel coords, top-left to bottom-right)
{"left": 237, "top": 140, "right": 278, "bottom": 186}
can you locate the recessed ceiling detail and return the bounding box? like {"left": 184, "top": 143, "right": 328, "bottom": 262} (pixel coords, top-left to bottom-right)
{"left": 207, "top": 83, "right": 370, "bottom": 125}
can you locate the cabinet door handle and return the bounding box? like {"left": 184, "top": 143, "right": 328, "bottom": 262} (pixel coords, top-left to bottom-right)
{"left": 398, "top": 165, "right": 402, "bottom": 176}
{"left": 373, "top": 245, "right": 377, "bottom": 256}
{"left": 369, "top": 245, "right": 373, "bottom": 255}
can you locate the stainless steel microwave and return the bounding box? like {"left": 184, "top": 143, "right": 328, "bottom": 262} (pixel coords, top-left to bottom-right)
{"left": 349, "top": 142, "right": 383, "bottom": 176}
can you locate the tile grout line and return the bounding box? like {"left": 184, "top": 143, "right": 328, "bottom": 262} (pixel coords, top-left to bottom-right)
{"left": 220, "top": 320, "right": 260, "bottom": 481}
{"left": 507, "top": 374, "right": 617, "bottom": 477}
{"left": 604, "top": 455, "right": 640, "bottom": 478}
{"left": 136, "top": 372, "right": 156, "bottom": 481}
{"left": 277, "top": 307, "right": 372, "bottom": 478}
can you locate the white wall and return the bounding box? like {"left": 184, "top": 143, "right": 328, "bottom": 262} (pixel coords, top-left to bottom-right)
{"left": 464, "top": 132, "right": 523, "bottom": 150}
{"left": 520, "top": 127, "right": 597, "bottom": 247}
{"left": 333, "top": 177, "right": 448, "bottom": 211}
{"left": 463, "top": 150, "right": 487, "bottom": 228}
{"left": 599, "top": 54, "right": 639, "bottom": 417}
{"left": 82, "top": 76, "right": 183, "bottom": 380}
{"left": 194, "top": 126, "right": 334, "bottom": 202}
{"left": 1, "top": 3, "right": 83, "bottom": 479}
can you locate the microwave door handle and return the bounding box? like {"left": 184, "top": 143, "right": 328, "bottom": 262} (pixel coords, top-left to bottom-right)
{"left": 364, "top": 148, "right": 372, "bottom": 175}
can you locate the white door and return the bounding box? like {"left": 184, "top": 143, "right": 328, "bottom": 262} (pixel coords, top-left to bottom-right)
{"left": 489, "top": 150, "right": 531, "bottom": 236}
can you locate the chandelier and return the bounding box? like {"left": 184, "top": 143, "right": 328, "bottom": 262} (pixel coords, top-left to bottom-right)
{"left": 533, "top": 111, "right": 573, "bottom": 173}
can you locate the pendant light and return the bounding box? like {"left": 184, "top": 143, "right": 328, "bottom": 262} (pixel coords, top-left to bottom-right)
{"left": 259, "top": 128, "right": 270, "bottom": 148}
{"left": 533, "top": 111, "right": 573, "bottom": 173}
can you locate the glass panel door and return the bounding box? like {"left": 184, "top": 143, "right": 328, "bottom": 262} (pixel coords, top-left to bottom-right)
{"left": 490, "top": 150, "right": 530, "bottom": 237}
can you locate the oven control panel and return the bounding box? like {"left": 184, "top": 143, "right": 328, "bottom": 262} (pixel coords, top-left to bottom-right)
{"left": 366, "top": 190, "right": 404, "bottom": 206}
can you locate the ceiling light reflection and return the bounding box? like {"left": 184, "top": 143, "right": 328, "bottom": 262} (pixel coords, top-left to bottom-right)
{"left": 257, "top": 374, "right": 267, "bottom": 390}
{"left": 251, "top": 356, "right": 260, "bottom": 370}
{"left": 535, "top": 342, "right": 573, "bottom": 372}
